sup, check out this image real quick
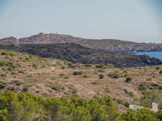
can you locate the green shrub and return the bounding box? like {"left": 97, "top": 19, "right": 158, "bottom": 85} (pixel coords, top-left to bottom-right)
{"left": 0, "top": 74, "right": 6, "bottom": 78}
{"left": 73, "top": 71, "right": 82, "bottom": 75}
{"left": 125, "top": 77, "right": 132, "bottom": 83}
{"left": 18, "top": 70, "right": 24, "bottom": 73}
{"left": 22, "top": 85, "right": 31, "bottom": 92}
{"left": 0, "top": 60, "right": 10, "bottom": 67}
{"left": 27, "top": 74, "right": 32, "bottom": 77}
{"left": 99, "top": 74, "right": 104, "bottom": 79}
{"left": 160, "top": 70, "right": 162, "bottom": 74}
{"left": 0, "top": 81, "right": 7, "bottom": 89}
{"left": 117, "top": 99, "right": 125, "bottom": 105}
{"left": 156, "top": 66, "right": 160, "bottom": 70}
{"left": 158, "top": 102, "right": 162, "bottom": 110}
{"left": 62, "top": 66, "right": 65, "bottom": 69}
{"left": 128, "top": 92, "right": 135, "bottom": 97}
{"left": 124, "top": 101, "right": 130, "bottom": 108}
{"left": 59, "top": 73, "right": 65, "bottom": 77}
{"left": 138, "top": 83, "right": 147, "bottom": 91}
{"left": 0, "top": 91, "right": 120, "bottom": 121}
{"left": 108, "top": 72, "right": 120, "bottom": 79}
{"left": 98, "top": 69, "right": 105, "bottom": 73}
{"left": 157, "top": 110, "right": 162, "bottom": 121}
{"left": 64, "top": 76, "right": 69, "bottom": 79}
{"left": 146, "top": 78, "right": 152, "bottom": 81}
{"left": 32, "top": 64, "right": 37, "bottom": 69}
{"left": 96, "top": 64, "right": 107, "bottom": 69}
{"left": 83, "top": 75, "right": 88, "bottom": 78}
{"left": 0, "top": 91, "right": 161, "bottom": 121}
{"left": 13, "top": 80, "right": 22, "bottom": 86}
{"left": 159, "top": 85, "right": 162, "bottom": 90}
{"left": 121, "top": 108, "right": 160, "bottom": 121}
{"left": 104, "top": 88, "right": 111, "bottom": 93}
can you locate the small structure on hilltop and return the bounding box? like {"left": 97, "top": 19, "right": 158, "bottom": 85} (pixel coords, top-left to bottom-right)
{"left": 129, "top": 102, "right": 158, "bottom": 112}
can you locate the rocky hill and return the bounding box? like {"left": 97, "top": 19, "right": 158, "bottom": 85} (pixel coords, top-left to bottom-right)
{"left": 76, "top": 39, "right": 162, "bottom": 53}
{"left": 0, "top": 33, "right": 83, "bottom": 44}
{"left": 0, "top": 33, "right": 162, "bottom": 53}
{"left": 0, "top": 44, "right": 161, "bottom": 68}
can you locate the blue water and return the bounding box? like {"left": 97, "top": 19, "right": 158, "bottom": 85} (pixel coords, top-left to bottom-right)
{"left": 136, "top": 52, "right": 162, "bottom": 60}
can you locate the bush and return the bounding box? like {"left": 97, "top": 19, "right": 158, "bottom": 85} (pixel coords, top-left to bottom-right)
{"left": 125, "top": 77, "right": 132, "bottom": 83}
{"left": 0, "top": 74, "right": 6, "bottom": 78}
{"left": 73, "top": 71, "right": 82, "bottom": 75}
{"left": 108, "top": 72, "right": 120, "bottom": 79}
{"left": 12, "top": 80, "right": 22, "bottom": 86}
{"left": 83, "top": 75, "right": 88, "bottom": 78}
{"left": 138, "top": 83, "right": 147, "bottom": 91}
{"left": 64, "top": 76, "right": 69, "bottom": 79}
{"left": 124, "top": 101, "right": 130, "bottom": 108}
{"left": 159, "top": 85, "right": 162, "bottom": 90}
{"left": 22, "top": 85, "right": 31, "bottom": 92}
{"left": 160, "top": 70, "right": 162, "bottom": 74}
{"left": 121, "top": 108, "right": 160, "bottom": 121}
{"left": 0, "top": 91, "right": 120, "bottom": 121}
{"left": 99, "top": 74, "right": 104, "bottom": 79}
{"left": 98, "top": 69, "right": 105, "bottom": 73}
{"left": 0, "top": 81, "right": 7, "bottom": 89}
{"left": 104, "top": 88, "right": 111, "bottom": 93}
{"left": 128, "top": 92, "right": 135, "bottom": 97}
{"left": 117, "top": 99, "right": 125, "bottom": 105}
{"left": 59, "top": 73, "right": 65, "bottom": 77}
{"left": 18, "top": 70, "right": 24, "bottom": 73}
{"left": 0, "top": 60, "right": 10, "bottom": 67}
{"left": 96, "top": 64, "right": 107, "bottom": 69}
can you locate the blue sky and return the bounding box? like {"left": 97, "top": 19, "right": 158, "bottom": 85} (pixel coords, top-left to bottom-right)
{"left": 0, "top": 0, "right": 162, "bottom": 43}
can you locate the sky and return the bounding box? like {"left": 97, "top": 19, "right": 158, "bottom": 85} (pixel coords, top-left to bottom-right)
{"left": 0, "top": 0, "right": 162, "bottom": 43}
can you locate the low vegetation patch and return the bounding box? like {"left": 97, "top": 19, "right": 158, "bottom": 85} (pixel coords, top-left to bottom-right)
{"left": 108, "top": 72, "right": 120, "bottom": 79}
{"left": 138, "top": 83, "right": 147, "bottom": 91}
{"left": 0, "top": 80, "right": 7, "bottom": 89}
{"left": 99, "top": 74, "right": 104, "bottom": 79}
{"left": 96, "top": 64, "right": 107, "bottom": 69}
{"left": 125, "top": 77, "right": 132, "bottom": 83}
{"left": 73, "top": 71, "right": 83, "bottom": 75}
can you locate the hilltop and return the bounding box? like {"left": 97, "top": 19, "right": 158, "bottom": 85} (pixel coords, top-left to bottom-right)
{"left": 0, "top": 49, "right": 161, "bottom": 113}
{"left": 0, "top": 33, "right": 162, "bottom": 53}
{"left": 0, "top": 44, "right": 161, "bottom": 68}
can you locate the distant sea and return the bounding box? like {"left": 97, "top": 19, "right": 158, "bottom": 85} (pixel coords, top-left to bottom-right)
{"left": 136, "top": 52, "right": 162, "bottom": 60}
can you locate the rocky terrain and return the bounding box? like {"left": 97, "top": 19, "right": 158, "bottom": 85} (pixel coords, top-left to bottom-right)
{"left": 76, "top": 39, "right": 162, "bottom": 53}
{"left": 0, "top": 44, "right": 161, "bottom": 68}
{"left": 0, "top": 33, "right": 162, "bottom": 53}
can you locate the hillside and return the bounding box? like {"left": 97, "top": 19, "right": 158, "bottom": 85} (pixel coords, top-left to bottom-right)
{"left": 0, "top": 33, "right": 162, "bottom": 53}
{"left": 0, "top": 49, "right": 162, "bottom": 113}
{"left": 0, "top": 33, "right": 83, "bottom": 44}
{"left": 0, "top": 44, "right": 161, "bottom": 68}
{"left": 76, "top": 39, "right": 162, "bottom": 53}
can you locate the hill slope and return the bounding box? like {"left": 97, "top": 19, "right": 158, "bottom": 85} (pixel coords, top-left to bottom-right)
{"left": 0, "top": 33, "right": 162, "bottom": 53}
{"left": 0, "top": 44, "right": 161, "bottom": 68}
{"left": 76, "top": 39, "right": 162, "bottom": 53}
{"left": 0, "top": 49, "right": 161, "bottom": 113}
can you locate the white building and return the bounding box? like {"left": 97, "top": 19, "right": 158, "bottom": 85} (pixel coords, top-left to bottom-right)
{"left": 129, "top": 102, "right": 158, "bottom": 112}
